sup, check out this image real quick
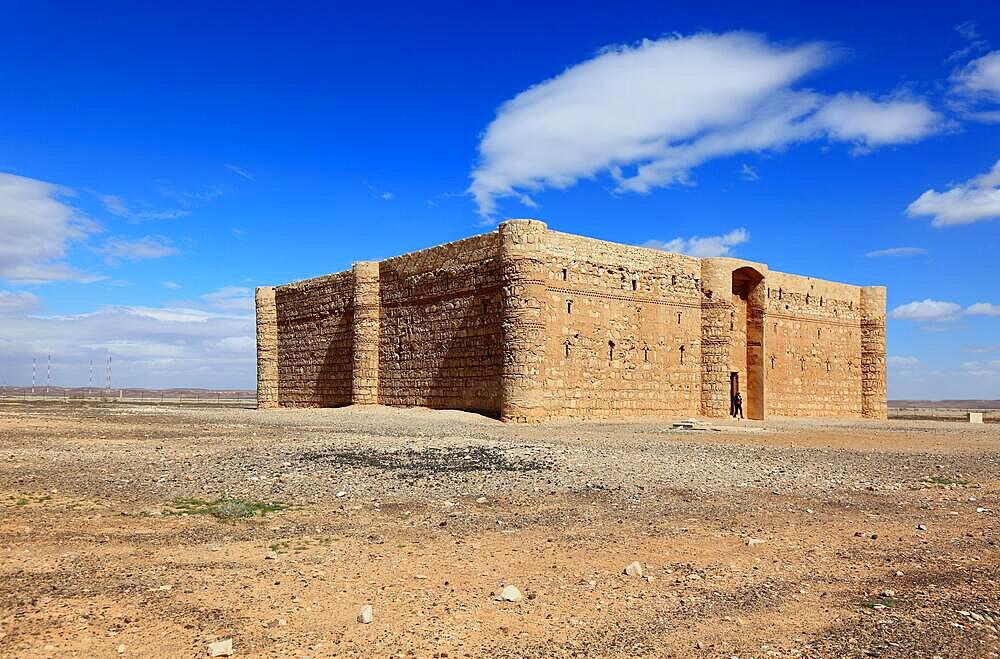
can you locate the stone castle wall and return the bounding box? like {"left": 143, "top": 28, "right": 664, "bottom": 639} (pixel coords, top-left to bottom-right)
{"left": 378, "top": 233, "right": 502, "bottom": 416}
{"left": 535, "top": 228, "right": 703, "bottom": 420}
{"left": 273, "top": 271, "right": 355, "bottom": 407}
{"left": 257, "top": 220, "right": 887, "bottom": 421}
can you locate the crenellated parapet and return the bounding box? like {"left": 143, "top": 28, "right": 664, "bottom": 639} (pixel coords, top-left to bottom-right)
{"left": 860, "top": 286, "right": 887, "bottom": 419}
{"left": 351, "top": 261, "right": 381, "bottom": 405}
{"left": 498, "top": 219, "right": 548, "bottom": 422}
{"left": 255, "top": 286, "right": 279, "bottom": 409}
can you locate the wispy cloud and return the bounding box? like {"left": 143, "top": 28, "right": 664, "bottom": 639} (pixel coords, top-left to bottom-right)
{"left": 224, "top": 164, "right": 255, "bottom": 181}
{"left": 946, "top": 21, "right": 991, "bottom": 64}
{"left": 967, "top": 302, "right": 1000, "bottom": 316}
{"left": 739, "top": 163, "right": 760, "bottom": 181}
{"left": 97, "top": 235, "right": 179, "bottom": 264}
{"left": 365, "top": 181, "right": 394, "bottom": 201}
{"left": 99, "top": 193, "right": 192, "bottom": 222}
{"left": 0, "top": 172, "right": 103, "bottom": 284}
{"left": 0, "top": 290, "right": 41, "bottom": 314}
{"left": 906, "top": 159, "right": 1000, "bottom": 227}
{"left": 200, "top": 286, "right": 254, "bottom": 312}
{"left": 162, "top": 281, "right": 182, "bottom": 290}
{"left": 469, "top": 32, "right": 942, "bottom": 217}
{"left": 865, "top": 246, "right": 928, "bottom": 257}
{"left": 643, "top": 228, "right": 749, "bottom": 258}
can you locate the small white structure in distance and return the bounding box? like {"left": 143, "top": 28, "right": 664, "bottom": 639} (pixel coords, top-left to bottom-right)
{"left": 969, "top": 412, "right": 984, "bottom": 424}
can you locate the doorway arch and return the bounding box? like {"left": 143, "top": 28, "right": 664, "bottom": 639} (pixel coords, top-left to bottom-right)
{"left": 731, "top": 267, "right": 765, "bottom": 420}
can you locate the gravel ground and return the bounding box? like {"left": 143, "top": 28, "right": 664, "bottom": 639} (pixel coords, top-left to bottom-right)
{"left": 1, "top": 400, "right": 998, "bottom": 657}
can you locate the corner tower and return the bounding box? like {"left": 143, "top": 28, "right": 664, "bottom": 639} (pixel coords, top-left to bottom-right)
{"left": 498, "top": 219, "right": 548, "bottom": 422}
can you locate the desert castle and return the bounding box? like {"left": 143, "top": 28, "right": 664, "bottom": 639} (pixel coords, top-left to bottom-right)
{"left": 256, "top": 220, "right": 886, "bottom": 422}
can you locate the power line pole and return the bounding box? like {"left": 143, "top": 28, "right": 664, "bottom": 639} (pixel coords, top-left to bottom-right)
{"left": 89, "top": 359, "right": 94, "bottom": 397}
{"left": 31, "top": 356, "right": 36, "bottom": 395}
{"left": 46, "top": 353, "right": 51, "bottom": 396}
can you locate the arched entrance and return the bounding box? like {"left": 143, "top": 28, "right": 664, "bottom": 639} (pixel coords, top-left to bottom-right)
{"left": 731, "top": 267, "right": 765, "bottom": 419}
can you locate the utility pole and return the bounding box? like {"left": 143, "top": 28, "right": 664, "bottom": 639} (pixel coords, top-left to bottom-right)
{"left": 31, "top": 356, "right": 36, "bottom": 395}
{"left": 46, "top": 353, "right": 51, "bottom": 396}
{"left": 89, "top": 359, "right": 94, "bottom": 398}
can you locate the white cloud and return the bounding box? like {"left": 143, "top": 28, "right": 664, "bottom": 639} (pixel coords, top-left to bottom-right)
{"left": 952, "top": 50, "right": 1000, "bottom": 98}
{"left": 224, "top": 164, "right": 255, "bottom": 181}
{"left": 739, "top": 163, "right": 760, "bottom": 181}
{"left": 97, "top": 235, "right": 179, "bottom": 263}
{"left": 469, "top": 32, "right": 942, "bottom": 216}
{"left": 887, "top": 355, "right": 920, "bottom": 368}
{"left": 949, "top": 49, "right": 1000, "bottom": 123}
{"left": 906, "top": 159, "right": 1000, "bottom": 226}
{"left": 890, "top": 299, "right": 962, "bottom": 321}
{"left": 201, "top": 286, "right": 254, "bottom": 312}
{"left": 162, "top": 281, "right": 182, "bottom": 289}
{"left": 643, "top": 228, "right": 749, "bottom": 258}
{"left": 0, "top": 172, "right": 102, "bottom": 283}
{"left": 215, "top": 336, "right": 255, "bottom": 353}
{"left": 812, "top": 93, "right": 941, "bottom": 150}
{"left": 0, "top": 290, "right": 40, "bottom": 314}
{"left": 966, "top": 302, "right": 1000, "bottom": 316}
{"left": 864, "top": 246, "right": 928, "bottom": 257}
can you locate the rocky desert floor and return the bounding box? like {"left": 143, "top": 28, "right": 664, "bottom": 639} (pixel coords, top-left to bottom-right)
{"left": 1, "top": 400, "right": 998, "bottom": 658}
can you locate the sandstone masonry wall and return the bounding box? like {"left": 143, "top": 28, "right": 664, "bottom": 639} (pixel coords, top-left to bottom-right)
{"left": 536, "top": 229, "right": 703, "bottom": 420}
{"left": 273, "top": 271, "right": 355, "bottom": 407}
{"left": 378, "top": 233, "right": 502, "bottom": 416}
{"left": 762, "top": 272, "right": 864, "bottom": 417}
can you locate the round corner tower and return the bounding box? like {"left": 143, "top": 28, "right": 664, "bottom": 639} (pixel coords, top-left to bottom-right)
{"left": 351, "top": 261, "right": 380, "bottom": 406}
{"left": 498, "top": 219, "right": 548, "bottom": 423}
{"left": 860, "top": 285, "right": 887, "bottom": 420}
{"left": 255, "top": 285, "right": 279, "bottom": 409}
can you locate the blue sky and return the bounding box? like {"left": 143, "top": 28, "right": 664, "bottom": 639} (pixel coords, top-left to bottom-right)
{"left": 1, "top": 1, "right": 998, "bottom": 397}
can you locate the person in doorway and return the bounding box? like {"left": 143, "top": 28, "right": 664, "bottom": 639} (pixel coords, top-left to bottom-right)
{"left": 734, "top": 392, "right": 744, "bottom": 419}
{"left": 730, "top": 392, "right": 737, "bottom": 417}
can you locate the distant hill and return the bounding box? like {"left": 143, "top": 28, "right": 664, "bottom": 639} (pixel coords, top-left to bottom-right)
{"left": 890, "top": 400, "right": 1000, "bottom": 410}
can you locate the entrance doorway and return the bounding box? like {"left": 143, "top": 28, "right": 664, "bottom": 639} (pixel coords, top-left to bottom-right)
{"left": 729, "top": 371, "right": 739, "bottom": 416}
{"left": 731, "top": 267, "right": 765, "bottom": 420}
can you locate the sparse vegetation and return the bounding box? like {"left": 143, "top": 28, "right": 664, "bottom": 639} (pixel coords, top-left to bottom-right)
{"left": 7, "top": 494, "right": 52, "bottom": 507}
{"left": 921, "top": 475, "right": 972, "bottom": 487}
{"left": 162, "top": 497, "right": 288, "bottom": 519}
{"left": 862, "top": 596, "right": 899, "bottom": 609}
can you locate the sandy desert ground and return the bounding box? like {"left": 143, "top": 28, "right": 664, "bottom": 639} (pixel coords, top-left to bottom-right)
{"left": 1, "top": 400, "right": 998, "bottom": 658}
